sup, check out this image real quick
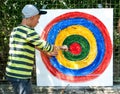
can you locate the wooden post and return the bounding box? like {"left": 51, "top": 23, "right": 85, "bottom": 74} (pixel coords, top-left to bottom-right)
{"left": 118, "top": 18, "right": 120, "bottom": 34}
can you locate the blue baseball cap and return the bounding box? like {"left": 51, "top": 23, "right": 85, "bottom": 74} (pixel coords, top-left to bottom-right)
{"left": 22, "top": 4, "right": 47, "bottom": 18}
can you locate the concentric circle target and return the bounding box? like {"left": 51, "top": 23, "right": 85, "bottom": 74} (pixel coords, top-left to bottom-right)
{"left": 41, "top": 12, "right": 112, "bottom": 82}
{"left": 55, "top": 25, "right": 97, "bottom": 69}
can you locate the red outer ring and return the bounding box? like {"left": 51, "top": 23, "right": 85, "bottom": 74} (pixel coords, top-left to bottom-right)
{"left": 40, "top": 12, "right": 112, "bottom": 82}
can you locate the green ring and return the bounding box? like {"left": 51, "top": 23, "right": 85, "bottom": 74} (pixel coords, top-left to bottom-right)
{"left": 63, "top": 35, "right": 90, "bottom": 61}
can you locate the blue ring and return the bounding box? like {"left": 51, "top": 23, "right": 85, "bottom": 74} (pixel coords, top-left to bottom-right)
{"left": 47, "top": 18, "right": 105, "bottom": 76}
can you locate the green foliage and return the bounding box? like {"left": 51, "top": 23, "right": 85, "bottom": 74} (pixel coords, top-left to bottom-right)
{"left": 114, "top": 30, "right": 120, "bottom": 47}
{"left": 0, "top": 0, "right": 120, "bottom": 81}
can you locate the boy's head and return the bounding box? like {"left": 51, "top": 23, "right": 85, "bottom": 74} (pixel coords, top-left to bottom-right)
{"left": 21, "top": 4, "right": 47, "bottom": 28}
{"left": 22, "top": 4, "right": 47, "bottom": 18}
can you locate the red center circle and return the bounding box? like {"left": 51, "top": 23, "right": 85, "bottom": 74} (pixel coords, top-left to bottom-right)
{"left": 69, "top": 42, "right": 82, "bottom": 55}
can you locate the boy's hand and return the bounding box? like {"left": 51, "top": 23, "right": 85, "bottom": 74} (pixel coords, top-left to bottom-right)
{"left": 46, "top": 45, "right": 68, "bottom": 57}
{"left": 59, "top": 45, "right": 68, "bottom": 51}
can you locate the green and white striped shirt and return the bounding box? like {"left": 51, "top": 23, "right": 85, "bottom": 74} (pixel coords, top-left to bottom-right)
{"left": 6, "top": 25, "right": 53, "bottom": 79}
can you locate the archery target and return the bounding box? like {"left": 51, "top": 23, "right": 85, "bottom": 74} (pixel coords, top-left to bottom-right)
{"left": 36, "top": 9, "right": 113, "bottom": 85}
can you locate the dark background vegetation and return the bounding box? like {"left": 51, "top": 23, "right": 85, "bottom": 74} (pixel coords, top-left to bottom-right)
{"left": 0, "top": 0, "right": 120, "bottom": 83}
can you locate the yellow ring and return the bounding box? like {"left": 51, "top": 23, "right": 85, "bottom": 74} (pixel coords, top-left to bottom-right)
{"left": 55, "top": 25, "right": 97, "bottom": 69}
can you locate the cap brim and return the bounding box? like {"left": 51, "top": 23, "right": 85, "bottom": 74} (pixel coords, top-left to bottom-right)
{"left": 39, "top": 10, "right": 47, "bottom": 15}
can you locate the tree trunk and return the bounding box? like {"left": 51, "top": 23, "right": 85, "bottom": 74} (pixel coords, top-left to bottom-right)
{"left": 118, "top": 18, "right": 120, "bottom": 34}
